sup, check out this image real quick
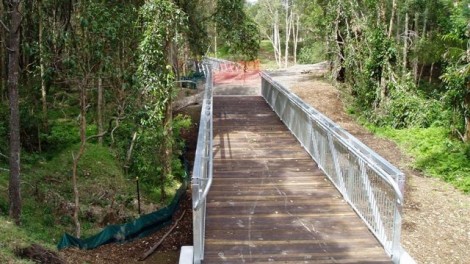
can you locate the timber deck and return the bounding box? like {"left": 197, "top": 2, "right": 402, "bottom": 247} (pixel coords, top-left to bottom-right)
{"left": 203, "top": 96, "right": 392, "bottom": 263}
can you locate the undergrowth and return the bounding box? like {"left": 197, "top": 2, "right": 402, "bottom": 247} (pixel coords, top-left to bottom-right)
{"left": 0, "top": 143, "right": 137, "bottom": 244}
{"left": 367, "top": 125, "right": 470, "bottom": 193}
{"left": 0, "top": 216, "right": 37, "bottom": 264}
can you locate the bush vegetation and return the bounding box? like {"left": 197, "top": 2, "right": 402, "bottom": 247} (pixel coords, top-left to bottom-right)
{"left": 368, "top": 125, "right": 470, "bottom": 193}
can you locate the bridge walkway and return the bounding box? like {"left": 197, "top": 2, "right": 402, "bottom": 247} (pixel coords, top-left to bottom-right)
{"left": 203, "top": 95, "right": 392, "bottom": 263}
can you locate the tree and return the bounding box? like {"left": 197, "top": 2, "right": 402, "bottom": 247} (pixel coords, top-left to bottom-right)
{"left": 138, "top": 0, "right": 186, "bottom": 201}
{"left": 215, "top": 0, "right": 260, "bottom": 62}
{"left": 6, "top": 0, "right": 22, "bottom": 225}
{"left": 253, "top": 0, "right": 283, "bottom": 67}
{"left": 441, "top": 1, "right": 470, "bottom": 141}
{"left": 283, "top": 0, "right": 293, "bottom": 67}
{"left": 0, "top": 0, "right": 6, "bottom": 102}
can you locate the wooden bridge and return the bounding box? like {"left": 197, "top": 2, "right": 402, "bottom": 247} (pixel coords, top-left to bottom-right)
{"left": 202, "top": 95, "right": 391, "bottom": 263}
{"left": 188, "top": 59, "right": 413, "bottom": 264}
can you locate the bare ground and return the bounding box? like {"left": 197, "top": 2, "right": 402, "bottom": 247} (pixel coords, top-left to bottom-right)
{"left": 269, "top": 64, "right": 470, "bottom": 264}
{"left": 60, "top": 191, "right": 193, "bottom": 264}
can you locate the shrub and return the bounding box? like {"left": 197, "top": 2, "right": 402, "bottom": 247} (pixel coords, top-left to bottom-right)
{"left": 378, "top": 89, "right": 449, "bottom": 128}
{"left": 298, "top": 42, "right": 325, "bottom": 64}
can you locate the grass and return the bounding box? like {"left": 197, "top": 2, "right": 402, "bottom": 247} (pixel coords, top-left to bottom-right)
{"left": 0, "top": 140, "right": 187, "bottom": 252}
{"left": 0, "top": 143, "right": 137, "bottom": 245}
{"left": 367, "top": 125, "right": 470, "bottom": 193}
{"left": 0, "top": 215, "right": 44, "bottom": 264}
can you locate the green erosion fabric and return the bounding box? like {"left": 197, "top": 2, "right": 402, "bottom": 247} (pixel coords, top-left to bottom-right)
{"left": 58, "top": 162, "right": 189, "bottom": 250}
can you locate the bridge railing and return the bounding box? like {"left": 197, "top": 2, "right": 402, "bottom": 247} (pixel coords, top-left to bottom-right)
{"left": 204, "top": 57, "right": 242, "bottom": 72}
{"left": 191, "top": 61, "right": 213, "bottom": 264}
{"left": 261, "top": 72, "right": 411, "bottom": 263}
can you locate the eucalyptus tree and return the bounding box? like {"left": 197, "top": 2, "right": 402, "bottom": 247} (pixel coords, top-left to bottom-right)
{"left": 138, "top": 0, "right": 187, "bottom": 201}
{"left": 253, "top": 0, "right": 283, "bottom": 67}
{"left": 215, "top": 0, "right": 260, "bottom": 62}
{"left": 5, "top": 0, "right": 22, "bottom": 225}
{"left": 174, "top": 0, "right": 210, "bottom": 58}
{"left": 0, "top": 1, "right": 7, "bottom": 103}
{"left": 251, "top": 0, "right": 305, "bottom": 67}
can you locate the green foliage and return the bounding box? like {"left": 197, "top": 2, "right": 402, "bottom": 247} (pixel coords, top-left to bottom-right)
{"left": 232, "top": 20, "right": 261, "bottom": 61}
{"left": 372, "top": 88, "right": 449, "bottom": 128}
{"left": 298, "top": 42, "right": 326, "bottom": 64}
{"left": 174, "top": 0, "right": 210, "bottom": 56}
{"left": 43, "top": 120, "right": 80, "bottom": 151}
{"left": 346, "top": 27, "right": 397, "bottom": 109}
{"left": 0, "top": 143, "right": 134, "bottom": 242}
{"left": 439, "top": 2, "right": 470, "bottom": 139}
{"left": 215, "top": 0, "right": 260, "bottom": 61}
{"left": 370, "top": 126, "right": 470, "bottom": 193}
{"left": 130, "top": 115, "right": 191, "bottom": 200}
{"left": 0, "top": 215, "right": 39, "bottom": 264}
{"left": 138, "top": 0, "right": 186, "bottom": 121}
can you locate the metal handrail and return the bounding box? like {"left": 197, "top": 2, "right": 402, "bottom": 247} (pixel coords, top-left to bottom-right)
{"left": 261, "top": 72, "right": 405, "bottom": 196}
{"left": 204, "top": 57, "right": 242, "bottom": 72}
{"left": 260, "top": 71, "right": 413, "bottom": 263}
{"left": 191, "top": 61, "right": 213, "bottom": 264}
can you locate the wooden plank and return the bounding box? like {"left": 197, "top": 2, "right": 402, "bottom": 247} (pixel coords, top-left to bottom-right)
{"left": 203, "top": 95, "right": 391, "bottom": 263}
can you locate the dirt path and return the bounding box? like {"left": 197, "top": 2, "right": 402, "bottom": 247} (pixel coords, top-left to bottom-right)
{"left": 269, "top": 64, "right": 470, "bottom": 264}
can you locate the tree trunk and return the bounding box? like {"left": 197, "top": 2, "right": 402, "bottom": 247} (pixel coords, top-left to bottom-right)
{"left": 275, "top": 19, "right": 281, "bottom": 67}
{"left": 160, "top": 94, "right": 172, "bottom": 202}
{"left": 0, "top": 0, "right": 6, "bottom": 102}
{"left": 272, "top": 10, "right": 282, "bottom": 68}
{"left": 428, "top": 62, "right": 434, "bottom": 83}
{"left": 412, "top": 12, "right": 419, "bottom": 83}
{"left": 465, "top": 86, "right": 470, "bottom": 142}
{"left": 334, "top": 6, "right": 345, "bottom": 82}
{"left": 403, "top": 12, "right": 409, "bottom": 73}
{"left": 214, "top": 24, "right": 217, "bottom": 57}
{"left": 422, "top": 7, "right": 428, "bottom": 38}
{"left": 272, "top": 24, "right": 279, "bottom": 66}
{"left": 284, "top": 1, "right": 292, "bottom": 68}
{"left": 465, "top": 116, "right": 470, "bottom": 142}
{"left": 124, "top": 131, "right": 138, "bottom": 175}
{"left": 418, "top": 64, "right": 425, "bottom": 84}
{"left": 97, "top": 77, "right": 103, "bottom": 145}
{"left": 396, "top": 10, "right": 401, "bottom": 42}
{"left": 293, "top": 14, "right": 300, "bottom": 65}
{"left": 38, "top": 0, "right": 48, "bottom": 130}
{"left": 388, "top": 0, "right": 396, "bottom": 39}
{"left": 7, "top": 0, "right": 22, "bottom": 226}
{"left": 71, "top": 80, "right": 87, "bottom": 238}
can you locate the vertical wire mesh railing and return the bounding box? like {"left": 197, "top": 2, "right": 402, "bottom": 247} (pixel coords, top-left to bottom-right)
{"left": 261, "top": 72, "right": 411, "bottom": 263}
{"left": 191, "top": 61, "right": 213, "bottom": 264}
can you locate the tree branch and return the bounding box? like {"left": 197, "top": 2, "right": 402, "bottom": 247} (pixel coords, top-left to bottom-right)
{"left": 86, "top": 131, "right": 108, "bottom": 141}
{"left": 0, "top": 19, "right": 9, "bottom": 32}
{"left": 0, "top": 152, "right": 8, "bottom": 160}
{"left": 455, "top": 129, "right": 465, "bottom": 142}
{"left": 139, "top": 210, "right": 187, "bottom": 261}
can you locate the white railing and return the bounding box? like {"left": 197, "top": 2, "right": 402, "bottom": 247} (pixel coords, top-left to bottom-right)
{"left": 261, "top": 72, "right": 414, "bottom": 264}
{"left": 204, "top": 57, "right": 242, "bottom": 72}
{"left": 191, "top": 61, "right": 213, "bottom": 264}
